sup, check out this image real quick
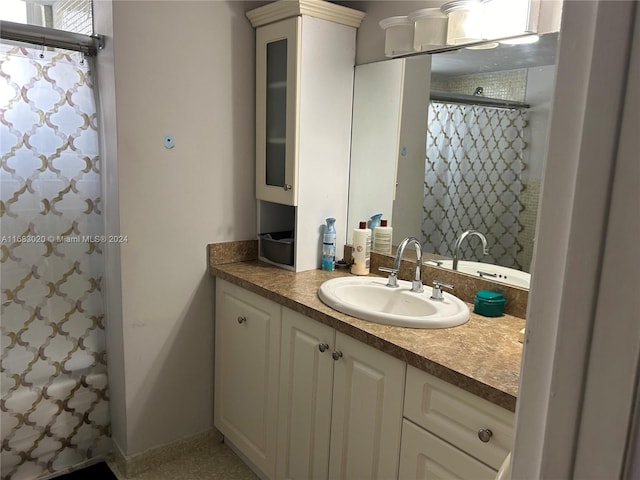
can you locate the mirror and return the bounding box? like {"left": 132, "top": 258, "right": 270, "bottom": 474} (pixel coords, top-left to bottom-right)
{"left": 347, "top": 32, "right": 559, "bottom": 288}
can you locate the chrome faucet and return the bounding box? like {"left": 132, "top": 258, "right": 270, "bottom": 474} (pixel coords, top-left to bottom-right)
{"left": 379, "top": 236, "right": 423, "bottom": 293}
{"left": 452, "top": 230, "right": 489, "bottom": 270}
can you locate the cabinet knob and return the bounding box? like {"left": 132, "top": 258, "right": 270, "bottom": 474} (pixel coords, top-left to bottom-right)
{"left": 332, "top": 351, "right": 343, "bottom": 361}
{"left": 237, "top": 316, "right": 247, "bottom": 324}
{"left": 283, "top": 184, "right": 292, "bottom": 191}
{"left": 478, "top": 428, "right": 493, "bottom": 443}
{"left": 318, "top": 343, "right": 329, "bottom": 353}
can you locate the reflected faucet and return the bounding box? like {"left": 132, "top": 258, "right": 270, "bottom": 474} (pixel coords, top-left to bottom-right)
{"left": 380, "top": 236, "right": 423, "bottom": 293}
{"left": 452, "top": 230, "right": 489, "bottom": 270}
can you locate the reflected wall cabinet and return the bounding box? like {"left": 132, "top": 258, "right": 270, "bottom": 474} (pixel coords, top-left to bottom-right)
{"left": 247, "top": 0, "right": 365, "bottom": 271}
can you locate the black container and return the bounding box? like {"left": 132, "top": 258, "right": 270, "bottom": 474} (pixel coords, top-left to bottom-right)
{"left": 259, "top": 231, "right": 294, "bottom": 266}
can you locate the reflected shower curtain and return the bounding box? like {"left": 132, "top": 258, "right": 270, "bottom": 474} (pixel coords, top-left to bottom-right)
{"left": 0, "top": 45, "right": 109, "bottom": 479}
{"left": 422, "top": 102, "right": 527, "bottom": 269}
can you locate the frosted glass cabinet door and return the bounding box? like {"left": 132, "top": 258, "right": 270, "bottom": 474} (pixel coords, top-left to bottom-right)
{"left": 256, "top": 17, "right": 299, "bottom": 206}
{"left": 214, "top": 279, "right": 281, "bottom": 479}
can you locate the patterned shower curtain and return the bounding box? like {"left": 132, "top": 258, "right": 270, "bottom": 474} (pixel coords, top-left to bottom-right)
{"left": 0, "top": 45, "right": 109, "bottom": 479}
{"left": 422, "top": 102, "right": 528, "bottom": 269}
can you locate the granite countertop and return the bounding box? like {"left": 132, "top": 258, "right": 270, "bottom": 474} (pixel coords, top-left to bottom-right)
{"left": 210, "top": 260, "right": 524, "bottom": 412}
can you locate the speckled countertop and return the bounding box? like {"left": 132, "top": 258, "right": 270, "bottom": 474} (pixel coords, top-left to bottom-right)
{"left": 210, "top": 260, "right": 524, "bottom": 412}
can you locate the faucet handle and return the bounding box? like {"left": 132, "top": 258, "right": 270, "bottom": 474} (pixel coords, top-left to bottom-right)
{"left": 379, "top": 267, "right": 398, "bottom": 274}
{"left": 424, "top": 259, "right": 444, "bottom": 267}
{"left": 379, "top": 267, "right": 399, "bottom": 288}
{"left": 431, "top": 280, "right": 454, "bottom": 301}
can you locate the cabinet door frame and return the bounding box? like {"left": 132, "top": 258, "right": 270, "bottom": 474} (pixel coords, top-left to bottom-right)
{"left": 256, "top": 17, "right": 300, "bottom": 206}
{"left": 214, "top": 279, "right": 281, "bottom": 479}
{"left": 277, "top": 308, "right": 335, "bottom": 480}
{"left": 328, "top": 332, "right": 406, "bottom": 480}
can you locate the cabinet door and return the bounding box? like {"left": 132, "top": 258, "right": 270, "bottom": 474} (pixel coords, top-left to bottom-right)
{"left": 398, "top": 419, "right": 497, "bottom": 480}
{"left": 214, "top": 279, "right": 281, "bottom": 479}
{"left": 277, "top": 309, "right": 335, "bottom": 480}
{"left": 256, "top": 17, "right": 299, "bottom": 206}
{"left": 328, "top": 332, "right": 406, "bottom": 480}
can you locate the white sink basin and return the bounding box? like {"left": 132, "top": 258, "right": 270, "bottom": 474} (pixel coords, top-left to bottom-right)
{"left": 436, "top": 260, "right": 531, "bottom": 289}
{"left": 318, "top": 276, "right": 470, "bottom": 329}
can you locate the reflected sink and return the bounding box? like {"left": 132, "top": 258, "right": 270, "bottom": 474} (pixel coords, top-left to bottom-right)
{"left": 436, "top": 260, "right": 531, "bottom": 289}
{"left": 318, "top": 276, "right": 470, "bottom": 329}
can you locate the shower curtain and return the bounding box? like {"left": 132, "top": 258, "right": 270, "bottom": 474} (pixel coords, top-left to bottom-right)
{"left": 0, "top": 45, "right": 109, "bottom": 479}
{"left": 422, "top": 102, "right": 528, "bottom": 269}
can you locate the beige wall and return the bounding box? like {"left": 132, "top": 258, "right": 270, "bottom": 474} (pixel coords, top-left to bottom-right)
{"left": 94, "top": 0, "right": 261, "bottom": 457}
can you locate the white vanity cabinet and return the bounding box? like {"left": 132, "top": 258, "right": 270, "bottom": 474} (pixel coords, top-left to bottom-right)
{"left": 277, "top": 308, "right": 406, "bottom": 480}
{"left": 214, "top": 279, "right": 514, "bottom": 480}
{"left": 214, "top": 279, "right": 281, "bottom": 479}
{"left": 399, "top": 365, "right": 514, "bottom": 479}
{"left": 247, "top": 1, "right": 365, "bottom": 271}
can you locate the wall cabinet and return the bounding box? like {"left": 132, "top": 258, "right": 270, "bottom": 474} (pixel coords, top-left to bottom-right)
{"left": 400, "top": 365, "right": 514, "bottom": 479}
{"left": 247, "top": 1, "right": 365, "bottom": 271}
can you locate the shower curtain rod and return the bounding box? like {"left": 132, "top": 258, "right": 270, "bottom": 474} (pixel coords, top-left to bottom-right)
{"left": 430, "top": 90, "right": 530, "bottom": 110}
{"left": 0, "top": 20, "right": 103, "bottom": 56}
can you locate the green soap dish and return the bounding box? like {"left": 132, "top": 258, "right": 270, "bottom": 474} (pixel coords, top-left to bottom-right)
{"left": 474, "top": 290, "right": 506, "bottom": 317}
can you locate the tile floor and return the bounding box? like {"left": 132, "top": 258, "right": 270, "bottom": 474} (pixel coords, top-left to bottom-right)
{"left": 108, "top": 437, "right": 257, "bottom": 480}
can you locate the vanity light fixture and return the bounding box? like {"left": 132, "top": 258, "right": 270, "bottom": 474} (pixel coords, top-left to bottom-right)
{"left": 440, "top": 0, "right": 485, "bottom": 46}
{"left": 408, "top": 8, "right": 448, "bottom": 52}
{"left": 379, "top": 16, "right": 414, "bottom": 57}
{"left": 482, "top": 0, "right": 536, "bottom": 40}
{"left": 440, "top": 0, "right": 538, "bottom": 47}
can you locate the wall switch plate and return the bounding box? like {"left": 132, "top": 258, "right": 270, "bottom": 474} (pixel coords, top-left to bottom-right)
{"left": 164, "top": 135, "right": 175, "bottom": 149}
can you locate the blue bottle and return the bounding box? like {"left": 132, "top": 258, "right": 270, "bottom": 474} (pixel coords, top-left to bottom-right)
{"left": 321, "top": 218, "right": 336, "bottom": 271}
{"left": 367, "top": 213, "right": 383, "bottom": 230}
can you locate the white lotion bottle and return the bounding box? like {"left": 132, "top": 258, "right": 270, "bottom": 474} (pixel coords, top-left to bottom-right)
{"left": 351, "top": 221, "right": 371, "bottom": 275}
{"left": 373, "top": 219, "right": 393, "bottom": 255}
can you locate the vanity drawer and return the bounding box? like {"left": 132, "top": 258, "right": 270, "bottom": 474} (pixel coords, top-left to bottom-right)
{"left": 404, "top": 366, "right": 514, "bottom": 470}
{"left": 399, "top": 419, "right": 496, "bottom": 480}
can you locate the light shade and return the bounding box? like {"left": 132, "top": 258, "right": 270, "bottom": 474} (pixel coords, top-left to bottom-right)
{"left": 408, "top": 8, "right": 447, "bottom": 51}
{"left": 441, "top": 0, "right": 535, "bottom": 47}
{"left": 482, "top": 0, "right": 534, "bottom": 39}
{"left": 441, "top": 0, "right": 485, "bottom": 46}
{"left": 379, "top": 16, "right": 414, "bottom": 57}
